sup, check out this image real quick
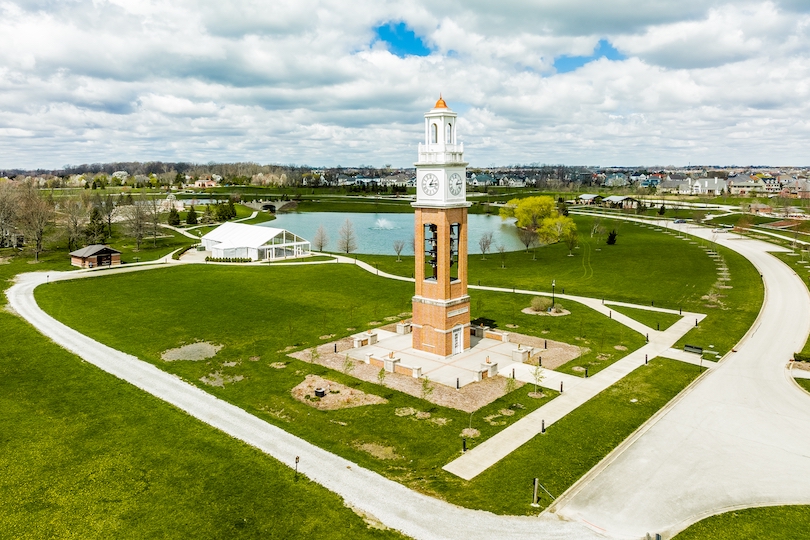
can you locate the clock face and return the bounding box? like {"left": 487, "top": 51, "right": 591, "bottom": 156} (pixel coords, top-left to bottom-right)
{"left": 449, "top": 173, "right": 463, "bottom": 196}
{"left": 421, "top": 173, "right": 439, "bottom": 196}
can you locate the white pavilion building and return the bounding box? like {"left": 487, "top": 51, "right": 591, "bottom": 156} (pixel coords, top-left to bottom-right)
{"left": 200, "top": 222, "right": 310, "bottom": 261}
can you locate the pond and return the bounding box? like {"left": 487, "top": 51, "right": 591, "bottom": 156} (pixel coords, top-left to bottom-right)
{"left": 265, "top": 212, "right": 525, "bottom": 255}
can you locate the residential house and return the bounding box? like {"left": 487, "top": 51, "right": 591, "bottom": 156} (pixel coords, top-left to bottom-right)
{"left": 604, "top": 173, "right": 628, "bottom": 187}
{"left": 727, "top": 176, "right": 766, "bottom": 196}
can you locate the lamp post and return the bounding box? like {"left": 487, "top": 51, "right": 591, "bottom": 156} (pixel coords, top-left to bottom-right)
{"left": 552, "top": 280, "right": 556, "bottom": 305}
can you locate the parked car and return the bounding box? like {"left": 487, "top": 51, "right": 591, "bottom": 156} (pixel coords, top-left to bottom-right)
{"left": 673, "top": 219, "right": 686, "bottom": 224}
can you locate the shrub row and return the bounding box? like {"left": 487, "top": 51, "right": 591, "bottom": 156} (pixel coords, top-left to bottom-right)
{"left": 794, "top": 352, "right": 810, "bottom": 362}
{"left": 172, "top": 245, "right": 194, "bottom": 260}
{"left": 205, "top": 256, "right": 252, "bottom": 263}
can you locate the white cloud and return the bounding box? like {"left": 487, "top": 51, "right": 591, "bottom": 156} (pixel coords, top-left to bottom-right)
{"left": 0, "top": 0, "right": 808, "bottom": 168}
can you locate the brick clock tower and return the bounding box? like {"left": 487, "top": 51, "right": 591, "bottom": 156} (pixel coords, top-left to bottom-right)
{"left": 411, "top": 97, "right": 471, "bottom": 357}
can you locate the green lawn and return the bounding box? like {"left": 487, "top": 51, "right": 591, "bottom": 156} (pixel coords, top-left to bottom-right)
{"left": 35, "top": 265, "right": 564, "bottom": 506}
{"left": 294, "top": 198, "right": 414, "bottom": 213}
{"left": 266, "top": 255, "right": 336, "bottom": 263}
{"left": 107, "top": 226, "right": 194, "bottom": 263}
{"left": 675, "top": 505, "right": 810, "bottom": 539}
{"left": 469, "top": 289, "right": 647, "bottom": 376}
{"left": 796, "top": 378, "right": 810, "bottom": 393}
{"left": 1, "top": 256, "right": 402, "bottom": 539}
{"left": 358, "top": 216, "right": 763, "bottom": 358}
{"left": 608, "top": 304, "right": 684, "bottom": 331}
{"left": 360, "top": 215, "right": 719, "bottom": 309}
{"left": 706, "top": 213, "right": 778, "bottom": 227}
{"left": 33, "top": 263, "right": 700, "bottom": 515}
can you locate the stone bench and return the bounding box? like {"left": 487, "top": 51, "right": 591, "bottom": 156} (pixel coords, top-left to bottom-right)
{"left": 484, "top": 330, "right": 510, "bottom": 343}
{"left": 511, "top": 345, "right": 534, "bottom": 363}
{"left": 352, "top": 332, "right": 378, "bottom": 348}
{"left": 365, "top": 353, "right": 422, "bottom": 378}
{"left": 476, "top": 362, "right": 498, "bottom": 381}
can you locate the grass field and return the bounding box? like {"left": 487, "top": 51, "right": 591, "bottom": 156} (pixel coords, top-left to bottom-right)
{"left": 0, "top": 257, "right": 403, "bottom": 539}
{"left": 675, "top": 505, "right": 810, "bottom": 539}
{"left": 359, "top": 215, "right": 719, "bottom": 308}
{"left": 357, "top": 216, "right": 764, "bottom": 358}
{"left": 797, "top": 378, "right": 810, "bottom": 393}
{"left": 32, "top": 263, "right": 699, "bottom": 515}
{"left": 7, "top": 208, "right": 776, "bottom": 527}
{"left": 266, "top": 255, "right": 336, "bottom": 263}
{"left": 469, "top": 289, "right": 647, "bottom": 376}
{"left": 607, "top": 304, "right": 683, "bottom": 331}
{"left": 34, "top": 265, "right": 561, "bottom": 496}
{"left": 294, "top": 197, "right": 414, "bottom": 213}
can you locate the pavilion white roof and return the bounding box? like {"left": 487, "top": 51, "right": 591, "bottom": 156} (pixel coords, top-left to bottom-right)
{"left": 201, "top": 222, "right": 306, "bottom": 249}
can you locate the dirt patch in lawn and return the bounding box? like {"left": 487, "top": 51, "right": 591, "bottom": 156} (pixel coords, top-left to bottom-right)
{"left": 521, "top": 307, "right": 571, "bottom": 317}
{"left": 354, "top": 442, "right": 402, "bottom": 460}
{"left": 291, "top": 375, "right": 387, "bottom": 410}
{"left": 162, "top": 341, "right": 223, "bottom": 361}
{"left": 200, "top": 371, "right": 244, "bottom": 387}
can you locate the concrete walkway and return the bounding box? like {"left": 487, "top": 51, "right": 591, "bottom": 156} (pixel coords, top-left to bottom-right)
{"left": 550, "top": 218, "right": 810, "bottom": 538}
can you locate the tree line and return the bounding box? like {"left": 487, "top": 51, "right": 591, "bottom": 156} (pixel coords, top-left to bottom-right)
{"left": 0, "top": 181, "right": 241, "bottom": 261}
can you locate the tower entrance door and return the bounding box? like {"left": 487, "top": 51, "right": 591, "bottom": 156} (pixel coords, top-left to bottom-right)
{"left": 452, "top": 326, "right": 463, "bottom": 356}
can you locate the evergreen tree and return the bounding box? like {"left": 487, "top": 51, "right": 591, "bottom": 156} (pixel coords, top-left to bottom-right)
{"left": 202, "top": 205, "right": 213, "bottom": 224}
{"left": 167, "top": 207, "right": 181, "bottom": 226}
{"left": 85, "top": 206, "right": 106, "bottom": 244}
{"left": 186, "top": 205, "right": 198, "bottom": 225}
{"left": 215, "top": 203, "right": 229, "bottom": 222}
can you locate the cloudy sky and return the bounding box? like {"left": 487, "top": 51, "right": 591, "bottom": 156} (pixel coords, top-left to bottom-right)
{"left": 1, "top": 0, "right": 808, "bottom": 169}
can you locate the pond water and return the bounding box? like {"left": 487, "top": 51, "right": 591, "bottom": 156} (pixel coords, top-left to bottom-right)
{"left": 265, "top": 212, "right": 525, "bottom": 255}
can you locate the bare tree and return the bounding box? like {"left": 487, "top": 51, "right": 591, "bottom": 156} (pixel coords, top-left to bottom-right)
{"left": 337, "top": 218, "right": 357, "bottom": 254}
{"left": 393, "top": 239, "right": 405, "bottom": 261}
{"left": 478, "top": 232, "right": 494, "bottom": 260}
{"left": 516, "top": 228, "right": 537, "bottom": 252}
{"left": 99, "top": 193, "right": 116, "bottom": 237}
{"left": 125, "top": 198, "right": 148, "bottom": 251}
{"left": 590, "top": 217, "right": 602, "bottom": 238}
{"left": 144, "top": 195, "right": 163, "bottom": 247}
{"left": 496, "top": 244, "right": 506, "bottom": 269}
{"left": 313, "top": 224, "right": 328, "bottom": 251}
{"left": 530, "top": 364, "right": 545, "bottom": 396}
{"left": 16, "top": 183, "right": 54, "bottom": 262}
{"left": 62, "top": 194, "right": 90, "bottom": 251}
{"left": 0, "top": 182, "right": 18, "bottom": 248}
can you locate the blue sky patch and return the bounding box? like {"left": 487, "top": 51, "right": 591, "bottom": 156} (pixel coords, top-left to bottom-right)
{"left": 374, "top": 22, "right": 431, "bottom": 57}
{"left": 553, "top": 39, "right": 626, "bottom": 73}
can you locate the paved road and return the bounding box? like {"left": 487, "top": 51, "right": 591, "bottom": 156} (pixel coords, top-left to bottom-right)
{"left": 7, "top": 270, "right": 600, "bottom": 540}
{"left": 552, "top": 220, "right": 810, "bottom": 538}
